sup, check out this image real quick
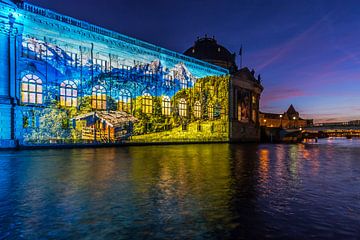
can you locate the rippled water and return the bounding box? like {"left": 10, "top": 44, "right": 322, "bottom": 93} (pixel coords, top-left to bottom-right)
{"left": 1, "top": 139, "right": 360, "bottom": 239}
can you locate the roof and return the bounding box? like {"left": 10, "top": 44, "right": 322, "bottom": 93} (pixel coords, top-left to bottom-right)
{"left": 286, "top": 104, "right": 298, "bottom": 115}
{"left": 184, "top": 37, "right": 237, "bottom": 70}
{"left": 232, "top": 67, "right": 262, "bottom": 85}
{"left": 73, "top": 111, "right": 138, "bottom": 128}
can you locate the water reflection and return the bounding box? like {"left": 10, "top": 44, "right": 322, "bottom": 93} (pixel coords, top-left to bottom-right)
{"left": 0, "top": 140, "right": 360, "bottom": 239}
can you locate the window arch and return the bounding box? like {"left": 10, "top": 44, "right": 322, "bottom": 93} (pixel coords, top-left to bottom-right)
{"left": 118, "top": 89, "right": 132, "bottom": 113}
{"left": 92, "top": 85, "right": 106, "bottom": 110}
{"left": 60, "top": 80, "right": 77, "bottom": 107}
{"left": 208, "top": 103, "right": 214, "bottom": 120}
{"left": 194, "top": 101, "right": 201, "bottom": 119}
{"left": 162, "top": 96, "right": 171, "bottom": 116}
{"left": 179, "top": 98, "right": 187, "bottom": 117}
{"left": 21, "top": 74, "right": 43, "bottom": 104}
{"left": 142, "top": 92, "right": 153, "bottom": 114}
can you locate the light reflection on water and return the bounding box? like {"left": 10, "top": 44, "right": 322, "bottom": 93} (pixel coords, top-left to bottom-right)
{"left": 0, "top": 140, "right": 360, "bottom": 239}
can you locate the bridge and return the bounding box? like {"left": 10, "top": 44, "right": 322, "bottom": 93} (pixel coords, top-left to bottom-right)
{"left": 262, "top": 123, "right": 360, "bottom": 143}
{"left": 303, "top": 124, "right": 360, "bottom": 131}
{"left": 300, "top": 123, "right": 360, "bottom": 139}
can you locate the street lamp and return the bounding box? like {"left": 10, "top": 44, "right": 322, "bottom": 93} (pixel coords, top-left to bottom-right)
{"left": 293, "top": 116, "right": 296, "bottom": 129}
{"left": 280, "top": 114, "right": 283, "bottom": 128}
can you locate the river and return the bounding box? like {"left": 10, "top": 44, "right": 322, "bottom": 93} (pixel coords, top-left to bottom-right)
{"left": 1, "top": 138, "right": 359, "bottom": 239}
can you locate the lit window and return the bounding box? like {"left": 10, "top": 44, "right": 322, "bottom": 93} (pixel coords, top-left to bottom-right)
{"left": 162, "top": 96, "right": 171, "bottom": 116}
{"left": 237, "top": 103, "right": 241, "bottom": 121}
{"left": 118, "top": 89, "right": 132, "bottom": 113}
{"left": 142, "top": 92, "right": 153, "bottom": 114}
{"left": 92, "top": 85, "right": 106, "bottom": 110}
{"left": 252, "top": 95, "right": 257, "bottom": 104}
{"left": 21, "top": 74, "right": 43, "bottom": 104}
{"left": 208, "top": 103, "right": 214, "bottom": 120}
{"left": 60, "top": 80, "right": 77, "bottom": 107}
{"left": 180, "top": 78, "right": 187, "bottom": 89}
{"left": 194, "top": 101, "right": 201, "bottom": 118}
{"left": 179, "top": 98, "right": 187, "bottom": 117}
{"left": 195, "top": 82, "right": 202, "bottom": 92}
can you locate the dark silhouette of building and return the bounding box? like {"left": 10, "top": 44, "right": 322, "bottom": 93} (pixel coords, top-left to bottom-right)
{"left": 184, "top": 36, "right": 238, "bottom": 73}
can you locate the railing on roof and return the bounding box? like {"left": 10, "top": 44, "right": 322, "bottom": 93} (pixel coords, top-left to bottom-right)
{"left": 18, "top": 2, "right": 229, "bottom": 74}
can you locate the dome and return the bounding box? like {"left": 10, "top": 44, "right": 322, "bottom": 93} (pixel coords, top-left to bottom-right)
{"left": 184, "top": 36, "right": 237, "bottom": 72}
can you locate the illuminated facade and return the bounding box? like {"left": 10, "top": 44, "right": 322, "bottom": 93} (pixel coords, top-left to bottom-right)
{"left": 260, "top": 105, "right": 313, "bottom": 129}
{"left": 0, "top": 0, "right": 263, "bottom": 148}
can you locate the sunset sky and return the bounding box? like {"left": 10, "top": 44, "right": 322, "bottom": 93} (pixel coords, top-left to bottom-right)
{"left": 28, "top": 0, "right": 360, "bottom": 122}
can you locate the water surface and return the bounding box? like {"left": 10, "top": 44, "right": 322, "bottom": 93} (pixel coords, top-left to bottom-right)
{"left": 1, "top": 139, "right": 360, "bottom": 239}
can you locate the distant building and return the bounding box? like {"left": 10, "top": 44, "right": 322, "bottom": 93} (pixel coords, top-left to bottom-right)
{"left": 260, "top": 105, "right": 313, "bottom": 129}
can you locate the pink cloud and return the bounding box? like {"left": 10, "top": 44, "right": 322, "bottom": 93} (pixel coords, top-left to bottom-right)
{"left": 261, "top": 88, "right": 307, "bottom": 104}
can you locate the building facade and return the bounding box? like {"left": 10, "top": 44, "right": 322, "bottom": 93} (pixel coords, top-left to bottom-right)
{"left": 0, "top": 0, "right": 263, "bottom": 148}
{"left": 260, "top": 105, "right": 313, "bottom": 129}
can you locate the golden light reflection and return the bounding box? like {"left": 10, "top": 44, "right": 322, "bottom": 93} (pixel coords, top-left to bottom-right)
{"left": 258, "top": 148, "right": 270, "bottom": 182}
{"left": 129, "top": 144, "right": 233, "bottom": 220}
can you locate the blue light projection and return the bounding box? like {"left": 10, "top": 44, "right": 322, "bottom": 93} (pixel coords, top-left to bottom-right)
{"left": 0, "top": 1, "right": 231, "bottom": 146}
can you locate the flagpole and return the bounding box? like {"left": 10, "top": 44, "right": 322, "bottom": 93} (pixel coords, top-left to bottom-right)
{"left": 239, "top": 45, "right": 243, "bottom": 69}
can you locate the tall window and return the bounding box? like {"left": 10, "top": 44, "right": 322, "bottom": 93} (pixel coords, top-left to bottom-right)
{"left": 208, "top": 103, "right": 214, "bottom": 120}
{"left": 164, "top": 76, "right": 173, "bottom": 88}
{"left": 118, "top": 89, "right": 132, "bottom": 113}
{"left": 142, "top": 92, "right": 153, "bottom": 114}
{"left": 21, "top": 74, "right": 43, "bottom": 104}
{"left": 195, "top": 82, "right": 202, "bottom": 92}
{"left": 194, "top": 101, "right": 201, "bottom": 119}
{"left": 237, "top": 103, "right": 242, "bottom": 121}
{"left": 179, "top": 98, "right": 187, "bottom": 117}
{"left": 92, "top": 85, "right": 106, "bottom": 110}
{"left": 180, "top": 79, "right": 187, "bottom": 89}
{"left": 60, "top": 80, "right": 77, "bottom": 107}
{"left": 162, "top": 96, "right": 171, "bottom": 116}
{"left": 94, "top": 59, "right": 108, "bottom": 72}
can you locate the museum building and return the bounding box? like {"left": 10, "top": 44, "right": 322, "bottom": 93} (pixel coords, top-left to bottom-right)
{"left": 0, "top": 0, "right": 263, "bottom": 148}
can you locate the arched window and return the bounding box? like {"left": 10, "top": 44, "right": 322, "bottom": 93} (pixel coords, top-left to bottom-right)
{"left": 60, "top": 80, "right": 77, "bottom": 107}
{"left": 208, "top": 103, "right": 214, "bottom": 120}
{"left": 194, "top": 101, "right": 201, "bottom": 119}
{"left": 21, "top": 74, "right": 43, "bottom": 104}
{"left": 92, "top": 85, "right": 106, "bottom": 110}
{"left": 162, "top": 96, "right": 171, "bottom": 116}
{"left": 118, "top": 89, "right": 132, "bottom": 113}
{"left": 179, "top": 98, "right": 187, "bottom": 117}
{"left": 142, "top": 92, "right": 153, "bottom": 114}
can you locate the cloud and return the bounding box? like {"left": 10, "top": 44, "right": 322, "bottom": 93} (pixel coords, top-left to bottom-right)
{"left": 261, "top": 88, "right": 307, "bottom": 104}
{"left": 247, "top": 15, "right": 331, "bottom": 71}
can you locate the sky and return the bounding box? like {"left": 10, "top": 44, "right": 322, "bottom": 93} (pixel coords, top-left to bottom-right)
{"left": 27, "top": 0, "right": 360, "bottom": 122}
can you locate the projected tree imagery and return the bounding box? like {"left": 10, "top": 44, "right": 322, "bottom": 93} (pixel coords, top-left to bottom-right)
{"left": 19, "top": 37, "right": 229, "bottom": 144}
{"left": 0, "top": 1, "right": 264, "bottom": 148}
